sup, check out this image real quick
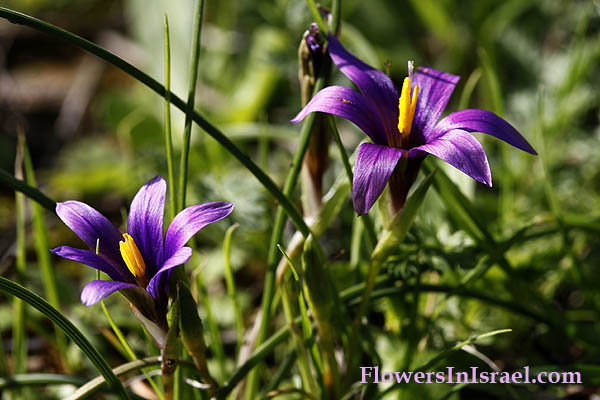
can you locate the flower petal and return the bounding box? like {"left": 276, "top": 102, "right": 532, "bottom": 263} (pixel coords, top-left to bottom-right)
{"left": 127, "top": 175, "right": 166, "bottom": 275}
{"left": 411, "top": 66, "right": 460, "bottom": 142}
{"left": 80, "top": 280, "right": 135, "bottom": 306}
{"left": 431, "top": 109, "right": 537, "bottom": 154}
{"left": 146, "top": 246, "right": 192, "bottom": 300}
{"left": 291, "top": 85, "right": 388, "bottom": 145}
{"left": 51, "top": 246, "right": 132, "bottom": 282}
{"left": 328, "top": 35, "right": 399, "bottom": 137}
{"left": 56, "top": 201, "right": 124, "bottom": 267}
{"left": 164, "top": 201, "right": 234, "bottom": 260}
{"left": 352, "top": 142, "right": 405, "bottom": 216}
{"left": 410, "top": 129, "right": 491, "bottom": 186}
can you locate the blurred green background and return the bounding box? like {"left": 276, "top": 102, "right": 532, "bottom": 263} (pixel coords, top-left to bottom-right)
{"left": 0, "top": 0, "right": 599, "bottom": 399}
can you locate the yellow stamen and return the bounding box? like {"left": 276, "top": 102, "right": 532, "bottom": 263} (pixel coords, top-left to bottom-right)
{"left": 397, "top": 61, "right": 419, "bottom": 138}
{"left": 119, "top": 233, "right": 146, "bottom": 279}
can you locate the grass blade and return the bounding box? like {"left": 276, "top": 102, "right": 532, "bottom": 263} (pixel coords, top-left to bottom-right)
{"left": 0, "top": 7, "right": 309, "bottom": 237}
{"left": 423, "top": 160, "right": 491, "bottom": 243}
{"left": 0, "top": 168, "right": 56, "bottom": 213}
{"left": 194, "top": 272, "right": 226, "bottom": 383}
{"left": 178, "top": 0, "right": 205, "bottom": 211}
{"left": 0, "top": 276, "right": 131, "bottom": 400}
{"left": 375, "top": 329, "right": 512, "bottom": 399}
{"left": 65, "top": 356, "right": 161, "bottom": 400}
{"left": 0, "top": 374, "right": 85, "bottom": 389}
{"left": 22, "top": 137, "right": 68, "bottom": 367}
{"left": 163, "top": 14, "right": 177, "bottom": 221}
{"left": 223, "top": 223, "right": 244, "bottom": 351}
{"left": 12, "top": 133, "right": 28, "bottom": 398}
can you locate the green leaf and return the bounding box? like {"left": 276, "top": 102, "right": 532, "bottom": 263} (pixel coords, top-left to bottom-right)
{"left": 0, "top": 373, "right": 85, "bottom": 390}
{"left": 423, "top": 161, "right": 491, "bottom": 243}
{"left": 223, "top": 223, "right": 244, "bottom": 350}
{"left": 417, "top": 329, "right": 512, "bottom": 373}
{"left": 375, "top": 329, "right": 513, "bottom": 399}
{"left": 0, "top": 276, "right": 130, "bottom": 400}
{"left": 0, "top": 168, "right": 56, "bottom": 213}
{"left": 22, "top": 137, "right": 67, "bottom": 365}
{"left": 13, "top": 134, "right": 28, "bottom": 378}
{"left": 301, "top": 236, "right": 343, "bottom": 398}
{"left": 177, "top": 283, "right": 218, "bottom": 392}
{"left": 178, "top": 0, "right": 205, "bottom": 211}
{"left": 66, "top": 356, "right": 161, "bottom": 400}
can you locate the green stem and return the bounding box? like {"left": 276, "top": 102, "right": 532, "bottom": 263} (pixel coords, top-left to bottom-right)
{"left": 0, "top": 326, "right": 7, "bottom": 375}
{"left": 280, "top": 277, "right": 318, "bottom": 396}
{"left": 0, "top": 7, "right": 309, "bottom": 236}
{"left": 0, "top": 168, "right": 56, "bottom": 212}
{"left": 164, "top": 14, "right": 177, "bottom": 220}
{"left": 261, "top": 351, "right": 297, "bottom": 395}
{"left": 223, "top": 224, "right": 244, "bottom": 350}
{"left": 178, "top": 0, "right": 205, "bottom": 211}
{"left": 22, "top": 139, "right": 68, "bottom": 369}
{"left": 0, "top": 276, "right": 130, "bottom": 400}
{"left": 13, "top": 135, "right": 27, "bottom": 384}
{"left": 0, "top": 374, "right": 85, "bottom": 390}
{"left": 195, "top": 273, "right": 227, "bottom": 383}
{"left": 65, "top": 357, "right": 197, "bottom": 400}
{"left": 305, "top": 0, "right": 328, "bottom": 35}
{"left": 330, "top": 0, "right": 342, "bottom": 36}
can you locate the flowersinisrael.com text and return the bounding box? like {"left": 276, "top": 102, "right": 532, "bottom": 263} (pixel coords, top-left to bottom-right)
{"left": 360, "top": 366, "right": 582, "bottom": 385}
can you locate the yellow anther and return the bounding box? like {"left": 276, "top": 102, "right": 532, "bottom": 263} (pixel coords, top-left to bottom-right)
{"left": 410, "top": 85, "right": 419, "bottom": 122}
{"left": 397, "top": 61, "right": 419, "bottom": 138}
{"left": 119, "top": 234, "right": 146, "bottom": 279}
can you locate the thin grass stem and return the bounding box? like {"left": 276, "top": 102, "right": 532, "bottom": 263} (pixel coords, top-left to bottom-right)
{"left": 164, "top": 14, "right": 177, "bottom": 221}
{"left": 0, "top": 276, "right": 131, "bottom": 399}
{"left": 223, "top": 224, "right": 244, "bottom": 351}
{"left": 178, "top": 0, "right": 205, "bottom": 211}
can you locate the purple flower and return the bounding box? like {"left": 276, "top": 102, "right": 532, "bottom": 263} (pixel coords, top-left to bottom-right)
{"left": 292, "top": 36, "right": 537, "bottom": 215}
{"left": 51, "top": 175, "right": 233, "bottom": 308}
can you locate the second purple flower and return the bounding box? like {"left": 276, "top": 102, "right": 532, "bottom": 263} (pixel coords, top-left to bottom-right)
{"left": 292, "top": 35, "right": 537, "bottom": 216}
{"left": 51, "top": 175, "right": 233, "bottom": 312}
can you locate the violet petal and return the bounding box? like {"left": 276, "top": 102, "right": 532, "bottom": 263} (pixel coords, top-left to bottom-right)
{"left": 352, "top": 142, "right": 405, "bottom": 215}
{"left": 127, "top": 175, "right": 166, "bottom": 276}
{"left": 431, "top": 109, "right": 537, "bottom": 154}
{"left": 291, "top": 85, "right": 388, "bottom": 145}
{"left": 328, "top": 35, "right": 399, "bottom": 137}
{"left": 164, "top": 201, "right": 233, "bottom": 260}
{"left": 146, "top": 246, "right": 192, "bottom": 300}
{"left": 410, "top": 129, "right": 492, "bottom": 186}
{"left": 80, "top": 280, "right": 135, "bottom": 306}
{"left": 51, "top": 246, "right": 131, "bottom": 282}
{"left": 56, "top": 201, "right": 124, "bottom": 268}
{"left": 411, "top": 66, "right": 460, "bottom": 142}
